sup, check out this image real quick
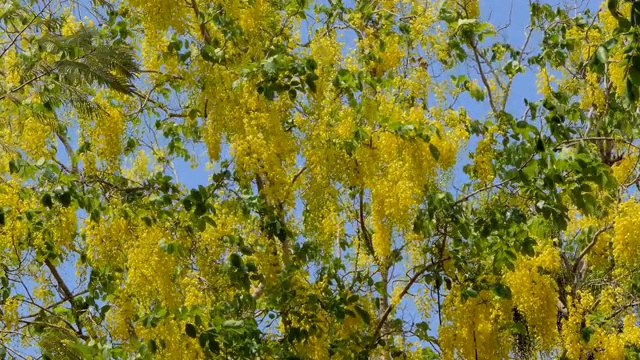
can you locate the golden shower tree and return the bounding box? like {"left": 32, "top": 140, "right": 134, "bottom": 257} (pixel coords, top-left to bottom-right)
{"left": 1, "top": 0, "right": 640, "bottom": 358}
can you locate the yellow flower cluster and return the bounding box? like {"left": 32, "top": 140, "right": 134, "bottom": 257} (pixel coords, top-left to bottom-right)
{"left": 581, "top": 71, "right": 606, "bottom": 112}
{"left": 0, "top": 296, "right": 20, "bottom": 330}
{"left": 125, "top": 225, "right": 177, "bottom": 308}
{"left": 609, "top": 55, "right": 627, "bottom": 96}
{"left": 357, "top": 25, "right": 405, "bottom": 77}
{"left": 561, "top": 290, "right": 636, "bottom": 360}
{"left": 622, "top": 315, "right": 640, "bottom": 347}
{"left": 228, "top": 0, "right": 269, "bottom": 37}
{"left": 180, "top": 272, "right": 205, "bottom": 309}
{"left": 612, "top": 151, "right": 638, "bottom": 185}
{"left": 61, "top": 13, "right": 82, "bottom": 36}
{"left": 85, "top": 93, "right": 127, "bottom": 169}
{"left": 504, "top": 244, "right": 561, "bottom": 350}
{"left": 84, "top": 216, "right": 129, "bottom": 268}
{"left": 474, "top": 137, "right": 495, "bottom": 183}
{"left": 406, "top": 2, "right": 439, "bottom": 44}
{"left": 19, "top": 116, "right": 52, "bottom": 160}
{"left": 125, "top": 0, "right": 188, "bottom": 33}
{"left": 251, "top": 237, "right": 282, "bottom": 286}
{"left": 440, "top": 288, "right": 512, "bottom": 360}
{"left": 601, "top": 1, "right": 631, "bottom": 34}
{"left": 444, "top": 0, "right": 479, "bottom": 19}
{"left": 106, "top": 292, "right": 136, "bottom": 342}
{"left": 612, "top": 200, "right": 640, "bottom": 268}
{"left": 462, "top": 0, "right": 480, "bottom": 18}
{"left": 0, "top": 181, "right": 36, "bottom": 262}
{"left": 309, "top": 32, "right": 342, "bottom": 97}
{"left": 536, "top": 66, "right": 555, "bottom": 97}
{"left": 51, "top": 206, "right": 78, "bottom": 251}
{"left": 562, "top": 292, "right": 592, "bottom": 359}
{"left": 3, "top": 49, "right": 21, "bottom": 88}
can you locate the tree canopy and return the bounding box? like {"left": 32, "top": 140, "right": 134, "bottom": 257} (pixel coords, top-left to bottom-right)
{"left": 2, "top": 0, "right": 640, "bottom": 359}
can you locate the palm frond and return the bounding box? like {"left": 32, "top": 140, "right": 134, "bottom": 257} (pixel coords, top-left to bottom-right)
{"left": 38, "top": 25, "right": 139, "bottom": 96}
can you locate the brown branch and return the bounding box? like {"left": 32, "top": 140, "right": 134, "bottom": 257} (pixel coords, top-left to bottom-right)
{"left": 0, "top": 0, "right": 53, "bottom": 59}
{"left": 359, "top": 190, "right": 374, "bottom": 257}
{"left": 291, "top": 166, "right": 307, "bottom": 185}
{"left": 190, "top": 0, "right": 212, "bottom": 44}
{"left": 55, "top": 128, "right": 78, "bottom": 174}
{"left": 501, "top": 25, "right": 534, "bottom": 111}
{"left": 371, "top": 257, "right": 450, "bottom": 344}
{"left": 455, "top": 153, "right": 535, "bottom": 205}
{"left": 139, "top": 69, "right": 184, "bottom": 80}
{"left": 572, "top": 223, "right": 613, "bottom": 276}
{"left": 469, "top": 39, "right": 498, "bottom": 113}
{"left": 555, "top": 137, "right": 640, "bottom": 151}
{"left": 43, "top": 258, "right": 74, "bottom": 303}
{"left": 0, "top": 67, "right": 54, "bottom": 101}
{"left": 43, "top": 258, "right": 86, "bottom": 338}
{"left": 607, "top": 301, "right": 639, "bottom": 320}
{"left": 20, "top": 290, "right": 89, "bottom": 320}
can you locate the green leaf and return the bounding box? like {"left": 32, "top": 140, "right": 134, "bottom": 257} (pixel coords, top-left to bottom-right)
{"left": 626, "top": 77, "right": 638, "bottom": 104}
{"left": 492, "top": 283, "right": 512, "bottom": 299}
{"left": 56, "top": 191, "right": 72, "bottom": 207}
{"left": 305, "top": 58, "right": 317, "bottom": 71}
{"left": 503, "top": 60, "right": 523, "bottom": 77}
{"left": 185, "top": 323, "right": 197, "bottom": 338}
{"left": 354, "top": 305, "right": 371, "bottom": 325}
{"left": 41, "top": 193, "right": 54, "bottom": 208}
{"left": 201, "top": 45, "right": 224, "bottom": 64}
{"left": 629, "top": 64, "right": 640, "bottom": 86}
{"left": 8, "top": 159, "right": 20, "bottom": 174}
{"left": 603, "top": 38, "right": 618, "bottom": 51}
{"left": 469, "top": 84, "right": 485, "bottom": 101}
{"left": 536, "top": 137, "right": 545, "bottom": 152}
{"left": 581, "top": 326, "right": 596, "bottom": 342}
{"left": 512, "top": 322, "right": 527, "bottom": 335}
{"left": 148, "top": 339, "right": 157, "bottom": 354}
{"left": 429, "top": 143, "right": 441, "bottom": 161}
{"left": 521, "top": 237, "right": 536, "bottom": 257}
{"left": 208, "top": 335, "right": 220, "bottom": 353}
{"left": 399, "top": 23, "right": 411, "bottom": 35}
{"left": 229, "top": 253, "right": 243, "bottom": 269}
{"left": 223, "top": 319, "right": 244, "bottom": 328}
{"left": 53, "top": 306, "right": 70, "bottom": 315}
{"left": 198, "top": 332, "right": 208, "bottom": 349}
{"left": 595, "top": 46, "right": 608, "bottom": 64}
{"left": 456, "top": 18, "right": 477, "bottom": 28}
{"left": 461, "top": 288, "right": 478, "bottom": 301}
{"left": 608, "top": 0, "right": 621, "bottom": 19}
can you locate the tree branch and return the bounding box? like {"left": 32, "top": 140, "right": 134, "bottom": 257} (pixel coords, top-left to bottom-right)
{"left": 469, "top": 39, "right": 498, "bottom": 113}
{"left": 371, "top": 257, "right": 450, "bottom": 344}
{"left": 190, "top": 0, "right": 212, "bottom": 44}
{"left": 572, "top": 223, "right": 613, "bottom": 276}
{"left": 0, "top": 0, "right": 53, "bottom": 59}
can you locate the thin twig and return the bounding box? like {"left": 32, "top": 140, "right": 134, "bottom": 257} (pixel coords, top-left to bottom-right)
{"left": 469, "top": 39, "right": 498, "bottom": 113}
{"left": 454, "top": 153, "right": 535, "bottom": 205}
{"left": 0, "top": 0, "right": 53, "bottom": 59}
